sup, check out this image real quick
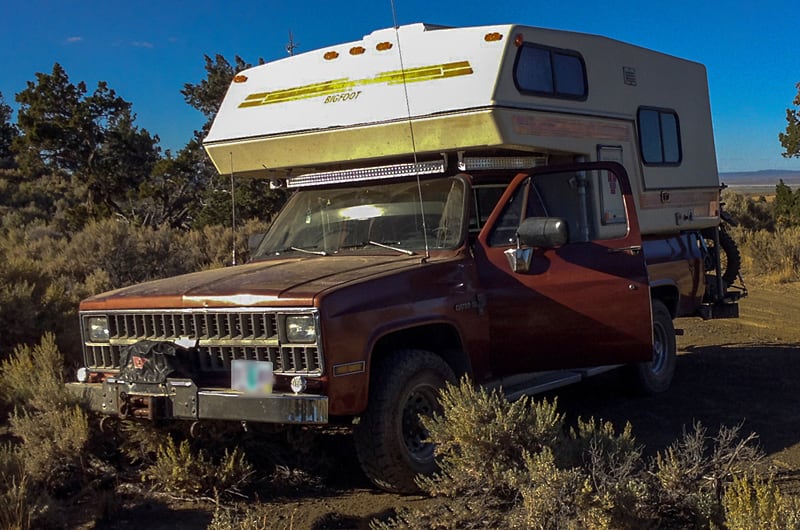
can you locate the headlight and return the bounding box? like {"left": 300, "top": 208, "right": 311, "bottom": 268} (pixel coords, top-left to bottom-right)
{"left": 87, "top": 316, "right": 110, "bottom": 342}
{"left": 286, "top": 314, "right": 316, "bottom": 343}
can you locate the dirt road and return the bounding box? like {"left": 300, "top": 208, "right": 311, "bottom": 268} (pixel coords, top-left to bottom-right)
{"left": 100, "top": 280, "right": 800, "bottom": 530}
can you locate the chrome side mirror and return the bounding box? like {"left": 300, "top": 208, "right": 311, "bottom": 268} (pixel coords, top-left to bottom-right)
{"left": 517, "top": 217, "right": 569, "bottom": 248}
{"left": 504, "top": 217, "right": 569, "bottom": 273}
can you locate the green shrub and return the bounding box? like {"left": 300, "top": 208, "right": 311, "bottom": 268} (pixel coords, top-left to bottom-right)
{"left": 376, "top": 380, "right": 772, "bottom": 530}
{"left": 0, "top": 333, "right": 71, "bottom": 411}
{"left": 724, "top": 474, "right": 800, "bottom": 530}
{"left": 0, "top": 216, "right": 273, "bottom": 360}
{"left": 141, "top": 436, "right": 253, "bottom": 497}
{"left": 0, "top": 445, "right": 32, "bottom": 530}
{"left": 733, "top": 226, "right": 800, "bottom": 282}
{"left": 723, "top": 190, "right": 775, "bottom": 231}
{"left": 1, "top": 334, "right": 90, "bottom": 495}
{"left": 9, "top": 405, "right": 90, "bottom": 494}
{"left": 651, "top": 422, "right": 762, "bottom": 527}
{"left": 420, "top": 376, "right": 564, "bottom": 498}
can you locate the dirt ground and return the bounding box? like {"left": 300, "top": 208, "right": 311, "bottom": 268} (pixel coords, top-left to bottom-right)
{"left": 98, "top": 279, "right": 800, "bottom": 530}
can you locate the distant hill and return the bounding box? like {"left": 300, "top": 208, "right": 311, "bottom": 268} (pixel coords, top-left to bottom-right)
{"left": 720, "top": 169, "right": 800, "bottom": 186}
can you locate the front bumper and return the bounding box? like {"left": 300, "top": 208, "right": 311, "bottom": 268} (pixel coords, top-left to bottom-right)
{"left": 66, "top": 378, "right": 328, "bottom": 424}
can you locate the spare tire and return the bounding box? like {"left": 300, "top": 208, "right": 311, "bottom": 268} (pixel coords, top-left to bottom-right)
{"left": 704, "top": 228, "right": 741, "bottom": 287}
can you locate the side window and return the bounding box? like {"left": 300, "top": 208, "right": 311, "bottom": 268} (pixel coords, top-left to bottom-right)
{"left": 488, "top": 180, "right": 548, "bottom": 246}
{"left": 638, "top": 108, "right": 681, "bottom": 165}
{"left": 470, "top": 185, "right": 508, "bottom": 235}
{"left": 488, "top": 181, "right": 528, "bottom": 247}
{"left": 514, "top": 43, "right": 587, "bottom": 99}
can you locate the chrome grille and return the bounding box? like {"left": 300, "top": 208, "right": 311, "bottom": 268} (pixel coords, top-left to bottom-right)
{"left": 82, "top": 310, "right": 322, "bottom": 376}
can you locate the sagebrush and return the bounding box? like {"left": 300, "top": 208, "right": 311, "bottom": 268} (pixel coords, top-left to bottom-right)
{"left": 374, "top": 378, "right": 793, "bottom": 530}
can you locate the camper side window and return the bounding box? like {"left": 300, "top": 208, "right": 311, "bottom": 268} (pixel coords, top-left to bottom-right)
{"left": 638, "top": 107, "right": 682, "bottom": 165}
{"left": 514, "top": 43, "right": 587, "bottom": 100}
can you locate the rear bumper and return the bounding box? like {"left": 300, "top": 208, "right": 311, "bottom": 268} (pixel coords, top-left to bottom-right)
{"left": 66, "top": 378, "right": 328, "bottom": 424}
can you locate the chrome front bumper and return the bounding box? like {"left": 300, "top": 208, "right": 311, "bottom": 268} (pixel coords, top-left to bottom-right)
{"left": 66, "top": 378, "right": 328, "bottom": 424}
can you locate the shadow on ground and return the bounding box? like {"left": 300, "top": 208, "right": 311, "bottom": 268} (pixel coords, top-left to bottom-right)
{"left": 554, "top": 343, "right": 800, "bottom": 457}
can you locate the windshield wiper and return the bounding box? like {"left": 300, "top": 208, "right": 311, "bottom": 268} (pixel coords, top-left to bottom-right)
{"left": 274, "top": 246, "right": 329, "bottom": 256}
{"left": 367, "top": 240, "right": 416, "bottom": 256}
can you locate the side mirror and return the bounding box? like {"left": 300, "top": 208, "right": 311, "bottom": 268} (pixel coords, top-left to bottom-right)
{"left": 504, "top": 217, "right": 569, "bottom": 273}
{"left": 517, "top": 217, "right": 569, "bottom": 249}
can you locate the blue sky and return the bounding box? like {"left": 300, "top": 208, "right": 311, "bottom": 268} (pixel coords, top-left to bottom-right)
{"left": 2, "top": 0, "right": 799, "bottom": 173}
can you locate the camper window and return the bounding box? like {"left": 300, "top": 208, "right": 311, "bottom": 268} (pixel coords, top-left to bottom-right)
{"left": 514, "top": 43, "right": 587, "bottom": 100}
{"left": 637, "top": 107, "right": 682, "bottom": 165}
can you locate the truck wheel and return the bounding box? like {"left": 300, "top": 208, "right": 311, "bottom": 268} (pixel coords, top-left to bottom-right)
{"left": 630, "top": 299, "right": 676, "bottom": 394}
{"left": 354, "top": 349, "right": 455, "bottom": 493}
{"left": 718, "top": 229, "right": 741, "bottom": 286}
{"left": 704, "top": 228, "right": 741, "bottom": 287}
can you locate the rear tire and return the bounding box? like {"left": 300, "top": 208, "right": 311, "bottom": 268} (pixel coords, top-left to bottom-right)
{"left": 354, "top": 349, "right": 455, "bottom": 493}
{"left": 630, "top": 299, "right": 676, "bottom": 394}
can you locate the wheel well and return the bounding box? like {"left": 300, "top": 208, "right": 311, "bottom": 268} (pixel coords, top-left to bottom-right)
{"left": 650, "top": 285, "right": 679, "bottom": 318}
{"left": 371, "top": 323, "right": 470, "bottom": 378}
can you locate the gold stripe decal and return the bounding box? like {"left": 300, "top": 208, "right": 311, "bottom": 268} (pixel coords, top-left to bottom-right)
{"left": 239, "top": 60, "right": 474, "bottom": 108}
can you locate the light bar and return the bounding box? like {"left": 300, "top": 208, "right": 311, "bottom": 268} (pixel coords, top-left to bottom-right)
{"left": 457, "top": 154, "right": 549, "bottom": 171}
{"left": 287, "top": 158, "right": 447, "bottom": 189}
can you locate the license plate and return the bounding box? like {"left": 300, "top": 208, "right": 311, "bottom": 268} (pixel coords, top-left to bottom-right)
{"left": 231, "top": 360, "right": 274, "bottom": 394}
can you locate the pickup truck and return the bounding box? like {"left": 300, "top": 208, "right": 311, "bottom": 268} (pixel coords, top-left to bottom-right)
{"left": 69, "top": 158, "right": 739, "bottom": 492}
{"left": 67, "top": 23, "right": 743, "bottom": 493}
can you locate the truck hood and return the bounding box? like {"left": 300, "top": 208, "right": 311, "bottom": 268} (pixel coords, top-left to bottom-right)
{"left": 81, "top": 254, "right": 425, "bottom": 310}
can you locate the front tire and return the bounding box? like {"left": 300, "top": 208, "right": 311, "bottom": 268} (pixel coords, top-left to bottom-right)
{"left": 354, "top": 349, "right": 455, "bottom": 493}
{"left": 630, "top": 299, "right": 676, "bottom": 394}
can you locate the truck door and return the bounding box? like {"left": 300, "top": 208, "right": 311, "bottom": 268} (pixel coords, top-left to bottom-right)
{"left": 473, "top": 162, "right": 653, "bottom": 376}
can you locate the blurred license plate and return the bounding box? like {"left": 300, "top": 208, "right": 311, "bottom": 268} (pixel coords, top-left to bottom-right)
{"left": 231, "top": 360, "right": 274, "bottom": 394}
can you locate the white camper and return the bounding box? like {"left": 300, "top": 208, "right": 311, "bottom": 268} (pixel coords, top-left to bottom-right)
{"left": 205, "top": 23, "right": 721, "bottom": 235}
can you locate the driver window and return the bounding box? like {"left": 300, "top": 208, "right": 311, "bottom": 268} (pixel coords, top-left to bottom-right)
{"left": 488, "top": 179, "right": 547, "bottom": 246}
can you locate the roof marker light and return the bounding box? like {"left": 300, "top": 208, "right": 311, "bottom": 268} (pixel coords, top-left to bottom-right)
{"left": 350, "top": 46, "right": 366, "bottom": 55}
{"left": 484, "top": 32, "right": 503, "bottom": 42}
{"left": 324, "top": 51, "right": 340, "bottom": 60}
{"left": 233, "top": 75, "right": 248, "bottom": 83}
{"left": 376, "top": 41, "right": 393, "bottom": 51}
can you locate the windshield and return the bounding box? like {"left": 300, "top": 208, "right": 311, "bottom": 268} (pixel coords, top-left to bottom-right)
{"left": 255, "top": 177, "right": 466, "bottom": 257}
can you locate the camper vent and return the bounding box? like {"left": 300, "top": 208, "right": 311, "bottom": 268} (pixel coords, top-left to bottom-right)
{"left": 623, "top": 66, "right": 637, "bottom": 86}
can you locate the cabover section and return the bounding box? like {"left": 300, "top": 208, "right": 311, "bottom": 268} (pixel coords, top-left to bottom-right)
{"left": 204, "top": 23, "right": 721, "bottom": 235}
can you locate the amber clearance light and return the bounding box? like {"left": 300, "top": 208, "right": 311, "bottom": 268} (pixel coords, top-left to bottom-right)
{"left": 233, "top": 74, "right": 248, "bottom": 83}
{"left": 350, "top": 46, "right": 366, "bottom": 55}
{"left": 324, "top": 50, "right": 340, "bottom": 60}
{"left": 484, "top": 32, "right": 503, "bottom": 42}
{"left": 376, "top": 41, "right": 393, "bottom": 51}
